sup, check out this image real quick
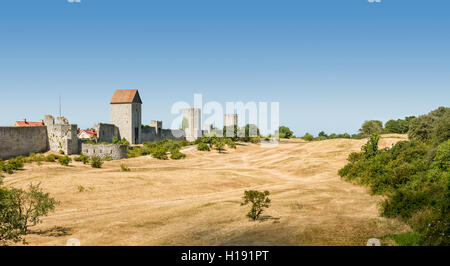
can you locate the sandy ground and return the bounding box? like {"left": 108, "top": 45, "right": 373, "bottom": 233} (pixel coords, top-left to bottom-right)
{"left": 4, "top": 134, "right": 410, "bottom": 246}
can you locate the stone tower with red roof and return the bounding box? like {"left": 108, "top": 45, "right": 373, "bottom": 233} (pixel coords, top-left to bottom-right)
{"left": 110, "top": 89, "right": 142, "bottom": 144}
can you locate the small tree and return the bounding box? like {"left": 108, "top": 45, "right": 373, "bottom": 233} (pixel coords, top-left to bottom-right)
{"left": 241, "top": 190, "right": 271, "bottom": 220}
{"left": 302, "top": 133, "right": 314, "bottom": 141}
{"left": 361, "top": 134, "right": 380, "bottom": 159}
{"left": 359, "top": 120, "right": 383, "bottom": 136}
{"left": 214, "top": 139, "right": 225, "bottom": 153}
{"left": 318, "top": 131, "right": 328, "bottom": 138}
{"left": 0, "top": 183, "right": 58, "bottom": 245}
{"left": 278, "top": 126, "right": 293, "bottom": 139}
{"left": 90, "top": 156, "right": 103, "bottom": 168}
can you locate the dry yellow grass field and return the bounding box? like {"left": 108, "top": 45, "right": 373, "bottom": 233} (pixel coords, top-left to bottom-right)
{"left": 4, "top": 134, "right": 410, "bottom": 246}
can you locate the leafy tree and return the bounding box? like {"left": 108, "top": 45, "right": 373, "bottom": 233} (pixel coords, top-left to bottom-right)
{"left": 278, "top": 126, "right": 293, "bottom": 139}
{"left": 214, "top": 139, "right": 226, "bottom": 153}
{"left": 302, "top": 133, "right": 314, "bottom": 141}
{"left": 241, "top": 190, "right": 271, "bottom": 220}
{"left": 0, "top": 183, "right": 58, "bottom": 245}
{"left": 359, "top": 120, "right": 383, "bottom": 136}
{"left": 318, "top": 131, "right": 328, "bottom": 138}
{"left": 409, "top": 107, "right": 450, "bottom": 144}
{"left": 385, "top": 119, "right": 409, "bottom": 134}
{"left": 361, "top": 134, "right": 380, "bottom": 159}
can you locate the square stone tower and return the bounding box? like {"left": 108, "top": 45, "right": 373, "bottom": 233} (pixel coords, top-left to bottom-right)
{"left": 224, "top": 114, "right": 238, "bottom": 127}
{"left": 182, "top": 108, "right": 202, "bottom": 141}
{"left": 110, "top": 89, "right": 142, "bottom": 144}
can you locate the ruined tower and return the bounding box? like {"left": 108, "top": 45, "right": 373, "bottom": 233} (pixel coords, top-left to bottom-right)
{"left": 182, "top": 108, "right": 202, "bottom": 141}
{"left": 110, "top": 89, "right": 142, "bottom": 144}
{"left": 224, "top": 114, "right": 238, "bottom": 127}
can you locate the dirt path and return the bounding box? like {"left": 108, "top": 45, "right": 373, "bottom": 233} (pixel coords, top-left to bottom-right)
{"left": 4, "top": 134, "right": 409, "bottom": 246}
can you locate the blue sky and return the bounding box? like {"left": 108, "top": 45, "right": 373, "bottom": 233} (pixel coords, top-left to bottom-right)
{"left": 0, "top": 0, "right": 449, "bottom": 136}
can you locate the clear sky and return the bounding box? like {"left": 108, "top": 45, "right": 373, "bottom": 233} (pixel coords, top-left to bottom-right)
{"left": 0, "top": 0, "right": 449, "bottom": 136}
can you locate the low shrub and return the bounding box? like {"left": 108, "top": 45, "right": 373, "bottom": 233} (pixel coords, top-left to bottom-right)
{"left": 224, "top": 139, "right": 237, "bottom": 149}
{"left": 152, "top": 146, "right": 168, "bottom": 160}
{"left": 170, "top": 150, "right": 186, "bottom": 160}
{"left": 74, "top": 155, "right": 90, "bottom": 164}
{"left": 302, "top": 133, "right": 314, "bottom": 141}
{"left": 44, "top": 154, "right": 59, "bottom": 162}
{"left": 90, "top": 156, "right": 103, "bottom": 168}
{"left": 197, "top": 142, "right": 210, "bottom": 151}
{"left": 120, "top": 164, "right": 131, "bottom": 172}
{"left": 103, "top": 155, "right": 113, "bottom": 161}
{"left": 58, "top": 156, "right": 72, "bottom": 166}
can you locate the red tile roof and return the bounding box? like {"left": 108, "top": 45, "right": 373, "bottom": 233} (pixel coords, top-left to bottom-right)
{"left": 110, "top": 89, "right": 142, "bottom": 104}
{"left": 78, "top": 129, "right": 98, "bottom": 138}
{"left": 15, "top": 121, "right": 45, "bottom": 127}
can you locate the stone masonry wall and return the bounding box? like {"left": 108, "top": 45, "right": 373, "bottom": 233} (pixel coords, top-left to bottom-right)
{"left": 141, "top": 126, "right": 186, "bottom": 143}
{"left": 0, "top": 126, "right": 48, "bottom": 159}
{"left": 95, "top": 123, "right": 120, "bottom": 143}
{"left": 47, "top": 124, "right": 79, "bottom": 155}
{"left": 81, "top": 143, "right": 127, "bottom": 160}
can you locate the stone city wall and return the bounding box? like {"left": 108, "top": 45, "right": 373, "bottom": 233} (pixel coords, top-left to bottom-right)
{"left": 81, "top": 143, "right": 127, "bottom": 160}
{"left": 0, "top": 126, "right": 48, "bottom": 159}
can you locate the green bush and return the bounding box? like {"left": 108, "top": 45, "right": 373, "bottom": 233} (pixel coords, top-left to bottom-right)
{"left": 384, "top": 117, "right": 413, "bottom": 134}
{"left": 113, "top": 137, "right": 130, "bottom": 146}
{"left": 58, "top": 156, "right": 72, "bottom": 166}
{"left": 224, "top": 139, "right": 236, "bottom": 149}
{"left": 170, "top": 150, "right": 186, "bottom": 160}
{"left": 74, "top": 155, "right": 90, "bottom": 164}
{"left": 302, "top": 133, "right": 314, "bottom": 141}
{"left": 90, "top": 156, "right": 103, "bottom": 168}
{"left": 44, "top": 154, "right": 59, "bottom": 162}
{"left": 103, "top": 155, "right": 113, "bottom": 161}
{"left": 408, "top": 107, "right": 450, "bottom": 144}
{"left": 351, "top": 133, "right": 365, "bottom": 139}
{"left": 120, "top": 164, "right": 131, "bottom": 172}
{"left": 338, "top": 109, "right": 450, "bottom": 246}
{"left": 197, "top": 142, "right": 210, "bottom": 151}
{"left": 152, "top": 146, "right": 168, "bottom": 160}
